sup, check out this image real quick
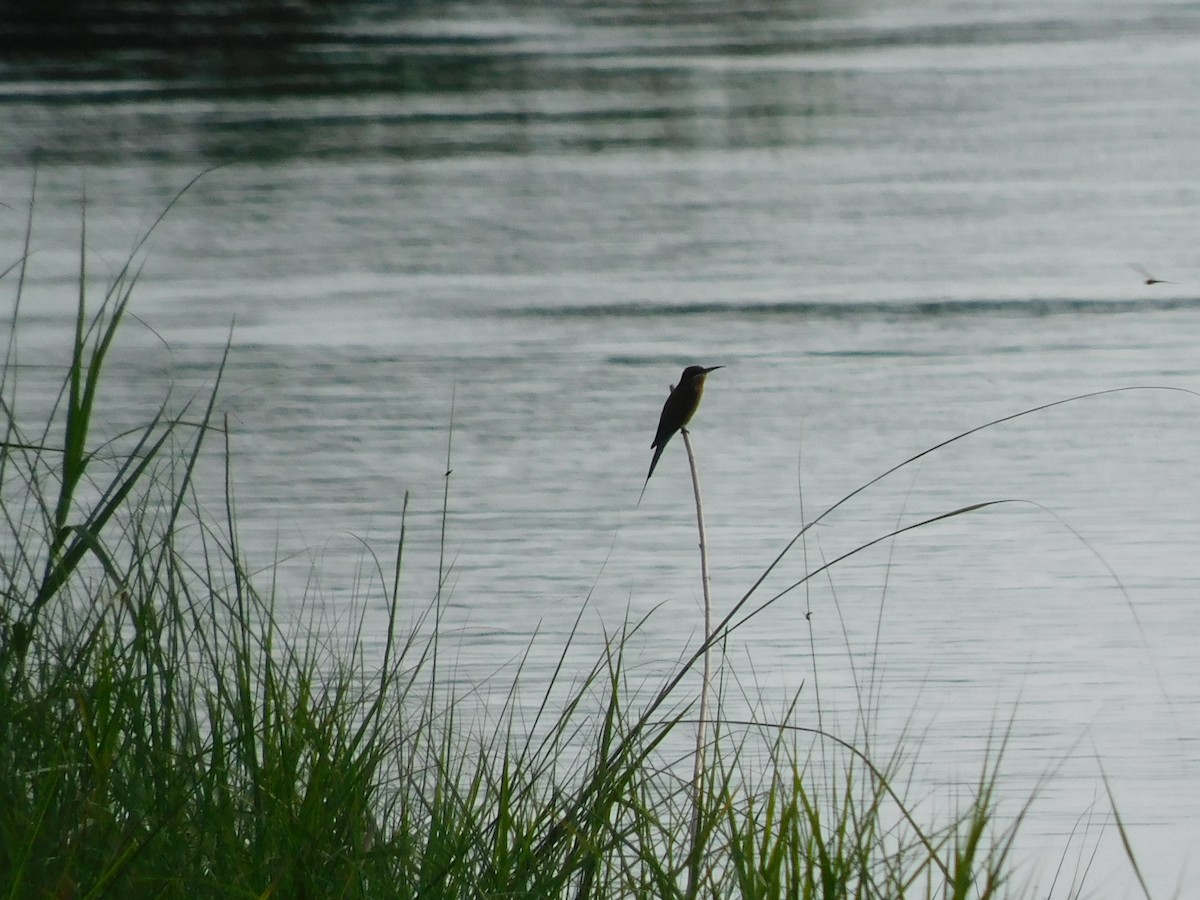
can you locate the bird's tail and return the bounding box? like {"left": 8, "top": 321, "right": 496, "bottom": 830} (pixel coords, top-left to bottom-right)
{"left": 637, "top": 445, "right": 665, "bottom": 506}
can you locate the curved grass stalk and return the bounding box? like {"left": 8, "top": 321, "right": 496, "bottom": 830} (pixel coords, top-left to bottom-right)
{"left": 540, "top": 386, "right": 1199, "bottom": 885}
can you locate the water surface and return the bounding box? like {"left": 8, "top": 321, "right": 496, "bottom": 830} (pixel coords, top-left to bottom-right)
{"left": 3, "top": 0, "right": 1200, "bottom": 893}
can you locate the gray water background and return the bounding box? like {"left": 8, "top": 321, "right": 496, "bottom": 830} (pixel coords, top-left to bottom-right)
{"left": 3, "top": 0, "right": 1200, "bottom": 893}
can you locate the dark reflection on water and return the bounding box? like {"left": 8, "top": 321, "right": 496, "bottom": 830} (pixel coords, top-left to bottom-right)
{"left": 507, "top": 295, "right": 1200, "bottom": 320}
{"left": 6, "top": 0, "right": 1147, "bottom": 166}
{"left": 0, "top": 0, "right": 331, "bottom": 79}
{"left": 1, "top": 0, "right": 837, "bottom": 164}
{"left": 6, "top": 0, "right": 1196, "bottom": 167}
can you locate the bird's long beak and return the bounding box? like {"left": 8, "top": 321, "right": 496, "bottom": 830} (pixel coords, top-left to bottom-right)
{"left": 703, "top": 365, "right": 724, "bottom": 373}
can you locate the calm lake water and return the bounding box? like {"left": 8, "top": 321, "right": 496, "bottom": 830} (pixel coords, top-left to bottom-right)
{"left": 4, "top": 0, "right": 1200, "bottom": 893}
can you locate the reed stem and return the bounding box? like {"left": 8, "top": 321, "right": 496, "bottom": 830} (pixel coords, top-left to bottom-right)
{"left": 681, "top": 425, "right": 714, "bottom": 897}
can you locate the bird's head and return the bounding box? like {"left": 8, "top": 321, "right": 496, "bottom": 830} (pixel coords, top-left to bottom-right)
{"left": 681, "top": 364, "right": 723, "bottom": 384}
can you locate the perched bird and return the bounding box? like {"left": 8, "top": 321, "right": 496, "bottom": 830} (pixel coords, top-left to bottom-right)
{"left": 638, "top": 365, "right": 723, "bottom": 503}
{"left": 1131, "top": 263, "right": 1176, "bottom": 285}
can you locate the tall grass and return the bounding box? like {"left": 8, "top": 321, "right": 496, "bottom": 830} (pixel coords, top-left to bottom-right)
{"left": 1, "top": 181, "right": 1131, "bottom": 898}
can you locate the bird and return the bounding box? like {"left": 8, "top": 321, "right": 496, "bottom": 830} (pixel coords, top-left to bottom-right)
{"left": 638, "top": 365, "right": 723, "bottom": 504}
{"left": 1131, "top": 263, "right": 1176, "bottom": 285}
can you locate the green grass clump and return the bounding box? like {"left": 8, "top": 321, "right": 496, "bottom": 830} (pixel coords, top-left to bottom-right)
{"left": 2, "top": 181, "right": 1040, "bottom": 899}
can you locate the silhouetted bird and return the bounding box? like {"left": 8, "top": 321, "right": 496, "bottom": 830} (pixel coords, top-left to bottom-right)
{"left": 1131, "top": 263, "right": 1176, "bottom": 285}
{"left": 638, "top": 365, "right": 723, "bottom": 504}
